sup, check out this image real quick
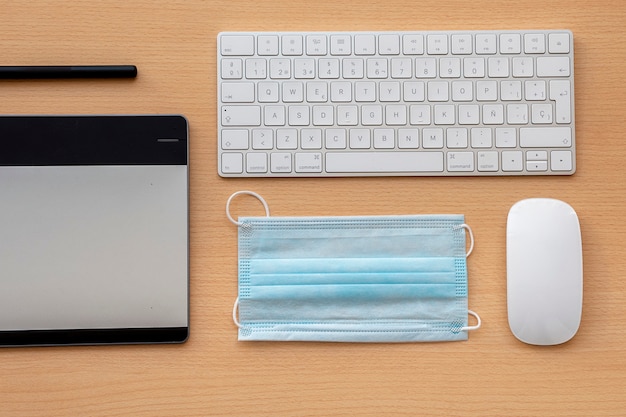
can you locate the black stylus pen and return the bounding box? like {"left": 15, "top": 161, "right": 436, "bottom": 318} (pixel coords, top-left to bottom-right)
{"left": 0, "top": 65, "right": 137, "bottom": 79}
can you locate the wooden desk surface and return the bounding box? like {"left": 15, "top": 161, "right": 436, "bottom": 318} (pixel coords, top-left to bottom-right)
{"left": 1, "top": 1, "right": 625, "bottom": 416}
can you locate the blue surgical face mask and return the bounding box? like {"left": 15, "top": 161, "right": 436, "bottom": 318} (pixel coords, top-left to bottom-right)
{"left": 227, "top": 191, "right": 481, "bottom": 343}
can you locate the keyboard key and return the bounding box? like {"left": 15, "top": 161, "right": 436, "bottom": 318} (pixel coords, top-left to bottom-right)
{"left": 526, "top": 150, "right": 548, "bottom": 161}
{"left": 245, "top": 59, "right": 267, "bottom": 79}
{"left": 500, "top": 34, "right": 521, "bottom": 54}
{"left": 221, "top": 35, "right": 254, "bottom": 56}
{"left": 496, "top": 128, "right": 517, "bottom": 148}
{"left": 379, "top": 34, "right": 401, "bottom": 55}
{"left": 447, "top": 152, "right": 474, "bottom": 172}
{"left": 354, "top": 35, "right": 376, "bottom": 55}
{"left": 295, "top": 153, "right": 323, "bottom": 172}
{"left": 367, "top": 59, "right": 388, "bottom": 78}
{"left": 330, "top": 35, "right": 351, "bottom": 55}
{"left": 502, "top": 151, "right": 523, "bottom": 171}
{"left": 343, "top": 59, "right": 364, "bottom": 79}
{"left": 478, "top": 151, "right": 499, "bottom": 172}
{"left": 221, "top": 130, "right": 249, "bottom": 150}
{"left": 537, "top": 57, "right": 570, "bottom": 77}
{"left": 422, "top": 128, "right": 444, "bottom": 148}
{"left": 451, "top": 34, "right": 472, "bottom": 55}
{"left": 306, "top": 35, "right": 327, "bottom": 55}
{"left": 326, "top": 152, "right": 444, "bottom": 173}
{"left": 221, "top": 82, "right": 255, "bottom": 102}
{"left": 247, "top": 152, "right": 268, "bottom": 173}
{"left": 282, "top": 35, "right": 303, "bottom": 55}
{"left": 277, "top": 129, "right": 298, "bottom": 149}
{"left": 520, "top": 127, "right": 572, "bottom": 147}
{"left": 301, "top": 129, "right": 322, "bottom": 149}
{"left": 512, "top": 57, "right": 533, "bottom": 77}
{"left": 476, "top": 34, "right": 497, "bottom": 54}
{"left": 288, "top": 106, "right": 310, "bottom": 126}
{"left": 258, "top": 35, "right": 279, "bottom": 55}
{"left": 252, "top": 129, "right": 273, "bottom": 149}
{"left": 525, "top": 80, "right": 546, "bottom": 100}
{"left": 549, "top": 33, "right": 570, "bottom": 53}
{"left": 336, "top": 106, "right": 357, "bottom": 126}
{"left": 258, "top": 82, "right": 280, "bottom": 102}
{"left": 398, "top": 128, "right": 420, "bottom": 148}
{"left": 325, "top": 129, "right": 347, "bottom": 149}
{"left": 221, "top": 106, "right": 261, "bottom": 126}
{"left": 464, "top": 58, "right": 485, "bottom": 78}
{"left": 527, "top": 160, "right": 548, "bottom": 171}
{"left": 391, "top": 59, "right": 412, "bottom": 79}
{"left": 221, "top": 59, "right": 243, "bottom": 79}
{"left": 270, "top": 59, "right": 291, "bottom": 79}
{"left": 550, "top": 80, "right": 572, "bottom": 124}
{"left": 221, "top": 153, "right": 244, "bottom": 173}
{"left": 551, "top": 150, "right": 573, "bottom": 171}
{"left": 319, "top": 59, "right": 340, "bottom": 79}
{"left": 403, "top": 35, "right": 424, "bottom": 55}
{"left": 374, "top": 129, "right": 395, "bottom": 148}
{"left": 524, "top": 34, "right": 545, "bottom": 54}
{"left": 271, "top": 152, "right": 293, "bottom": 172}
{"left": 427, "top": 34, "right": 448, "bottom": 55}
{"left": 415, "top": 58, "right": 437, "bottom": 79}
{"left": 488, "top": 57, "right": 510, "bottom": 77}
{"left": 264, "top": 105, "right": 285, "bottom": 126}
{"left": 440, "top": 58, "right": 461, "bottom": 78}
{"left": 349, "top": 129, "right": 371, "bottom": 149}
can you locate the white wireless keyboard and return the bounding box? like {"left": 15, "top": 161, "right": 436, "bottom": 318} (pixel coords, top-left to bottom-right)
{"left": 218, "top": 30, "right": 575, "bottom": 177}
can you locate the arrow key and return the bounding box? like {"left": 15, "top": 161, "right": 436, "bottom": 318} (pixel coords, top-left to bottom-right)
{"left": 551, "top": 150, "right": 573, "bottom": 171}
{"left": 502, "top": 150, "right": 523, "bottom": 172}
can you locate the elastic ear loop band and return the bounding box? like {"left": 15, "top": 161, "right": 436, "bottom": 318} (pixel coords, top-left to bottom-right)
{"left": 233, "top": 297, "right": 241, "bottom": 328}
{"left": 226, "top": 190, "right": 270, "bottom": 226}
{"left": 454, "top": 223, "right": 474, "bottom": 257}
{"left": 461, "top": 310, "right": 481, "bottom": 331}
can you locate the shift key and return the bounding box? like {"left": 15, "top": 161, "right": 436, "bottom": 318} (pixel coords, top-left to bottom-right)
{"left": 520, "top": 127, "right": 572, "bottom": 147}
{"left": 221, "top": 106, "right": 261, "bottom": 126}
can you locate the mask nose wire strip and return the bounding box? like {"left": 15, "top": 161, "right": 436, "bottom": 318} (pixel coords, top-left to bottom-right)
{"left": 226, "top": 190, "right": 271, "bottom": 226}
{"left": 233, "top": 297, "right": 241, "bottom": 328}
{"left": 453, "top": 223, "right": 474, "bottom": 257}
{"left": 461, "top": 310, "right": 482, "bottom": 331}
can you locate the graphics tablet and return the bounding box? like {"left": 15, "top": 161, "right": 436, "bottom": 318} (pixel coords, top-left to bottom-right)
{"left": 0, "top": 115, "right": 189, "bottom": 346}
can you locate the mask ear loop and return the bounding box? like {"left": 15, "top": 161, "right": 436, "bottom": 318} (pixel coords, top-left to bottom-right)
{"left": 461, "top": 310, "right": 481, "bottom": 331}
{"left": 454, "top": 223, "right": 474, "bottom": 257}
{"left": 226, "top": 190, "right": 271, "bottom": 226}
{"left": 233, "top": 297, "right": 241, "bottom": 328}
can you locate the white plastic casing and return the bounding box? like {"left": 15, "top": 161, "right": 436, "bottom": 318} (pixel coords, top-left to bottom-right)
{"left": 507, "top": 198, "right": 583, "bottom": 345}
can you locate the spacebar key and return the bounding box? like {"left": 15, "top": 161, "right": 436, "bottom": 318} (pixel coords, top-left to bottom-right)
{"left": 326, "top": 152, "right": 444, "bottom": 173}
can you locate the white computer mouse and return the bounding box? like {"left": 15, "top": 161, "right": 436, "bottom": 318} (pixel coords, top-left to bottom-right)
{"left": 506, "top": 198, "right": 583, "bottom": 345}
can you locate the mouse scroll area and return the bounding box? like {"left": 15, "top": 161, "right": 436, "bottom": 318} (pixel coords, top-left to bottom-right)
{"left": 506, "top": 198, "right": 583, "bottom": 346}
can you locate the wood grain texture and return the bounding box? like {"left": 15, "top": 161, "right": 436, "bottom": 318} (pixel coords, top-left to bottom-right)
{"left": 1, "top": 0, "right": 626, "bottom": 415}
